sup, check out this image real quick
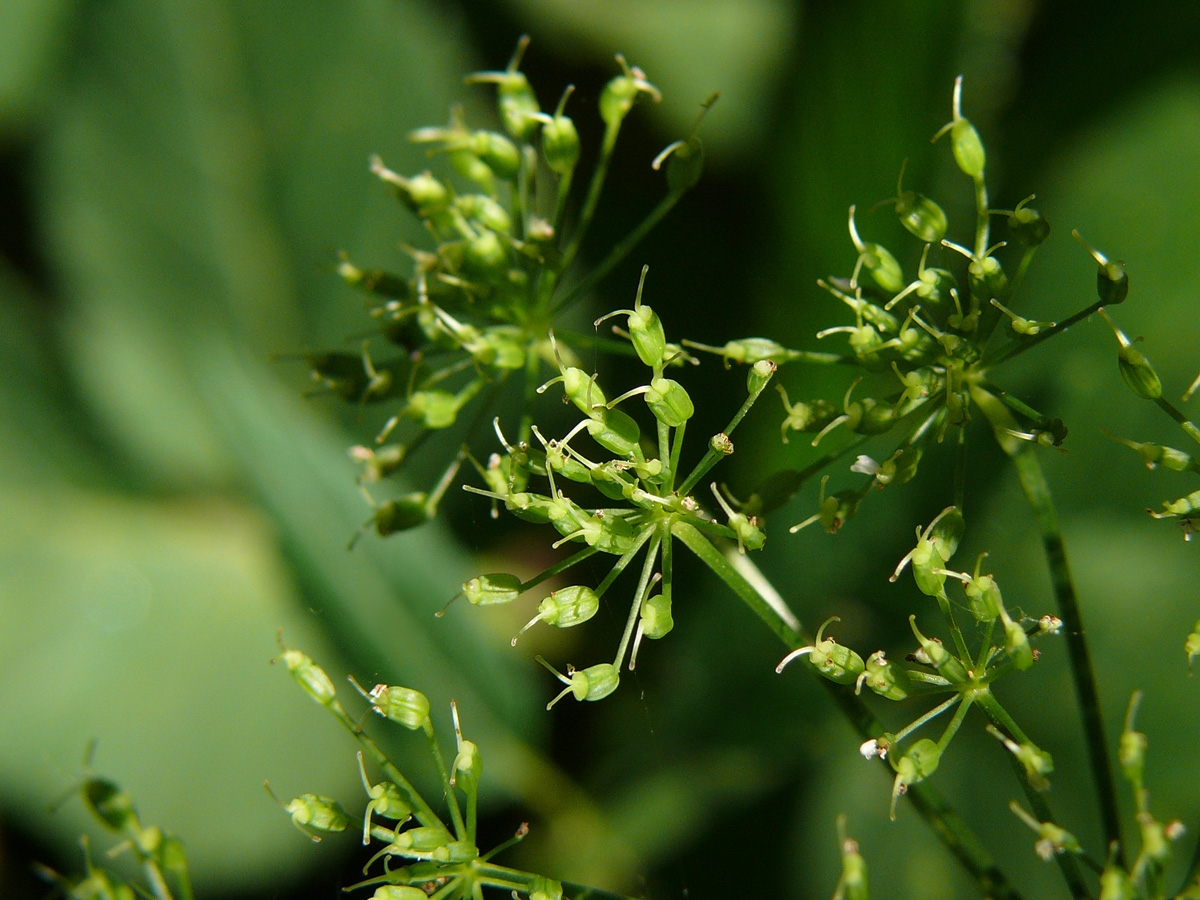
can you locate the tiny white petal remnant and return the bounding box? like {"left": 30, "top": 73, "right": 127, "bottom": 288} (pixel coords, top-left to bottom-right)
{"left": 851, "top": 455, "right": 881, "bottom": 476}
{"left": 860, "top": 739, "right": 880, "bottom": 760}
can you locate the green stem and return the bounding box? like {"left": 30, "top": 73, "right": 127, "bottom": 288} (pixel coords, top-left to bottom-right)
{"left": 552, "top": 190, "right": 684, "bottom": 317}
{"left": 1153, "top": 396, "right": 1200, "bottom": 446}
{"left": 612, "top": 531, "right": 662, "bottom": 669}
{"left": 325, "top": 699, "right": 445, "bottom": 830}
{"left": 976, "top": 691, "right": 1093, "bottom": 898}
{"left": 1007, "top": 444, "right": 1124, "bottom": 865}
{"left": 559, "top": 121, "right": 622, "bottom": 276}
{"left": 984, "top": 298, "right": 1104, "bottom": 367}
{"left": 671, "top": 521, "right": 1024, "bottom": 900}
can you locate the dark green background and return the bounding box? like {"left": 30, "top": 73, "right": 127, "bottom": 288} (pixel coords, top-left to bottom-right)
{"left": 2, "top": 2, "right": 1199, "bottom": 899}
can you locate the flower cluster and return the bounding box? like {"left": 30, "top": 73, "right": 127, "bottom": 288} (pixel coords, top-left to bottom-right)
{"left": 447, "top": 270, "right": 785, "bottom": 702}
{"left": 292, "top": 37, "right": 704, "bottom": 537}
{"left": 777, "top": 507, "right": 1062, "bottom": 819}
{"left": 271, "top": 639, "right": 567, "bottom": 900}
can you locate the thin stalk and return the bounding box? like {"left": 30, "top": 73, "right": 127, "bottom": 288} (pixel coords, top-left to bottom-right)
{"left": 325, "top": 699, "right": 445, "bottom": 830}
{"left": 984, "top": 298, "right": 1104, "bottom": 367}
{"left": 671, "top": 520, "right": 1024, "bottom": 900}
{"left": 1008, "top": 445, "right": 1124, "bottom": 865}
{"left": 552, "top": 190, "right": 684, "bottom": 317}
{"left": 676, "top": 367, "right": 774, "bottom": 497}
{"left": 559, "top": 121, "right": 622, "bottom": 275}
{"left": 976, "top": 691, "right": 1093, "bottom": 898}
{"left": 612, "top": 531, "right": 662, "bottom": 669}
{"left": 1153, "top": 395, "right": 1200, "bottom": 446}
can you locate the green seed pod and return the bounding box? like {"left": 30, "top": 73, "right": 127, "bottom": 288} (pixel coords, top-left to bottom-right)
{"left": 594, "top": 266, "right": 668, "bottom": 367}
{"left": 875, "top": 446, "right": 923, "bottom": 487}
{"left": 1074, "top": 230, "right": 1128, "bottom": 305}
{"left": 365, "top": 683, "right": 432, "bottom": 732}
{"left": 277, "top": 645, "right": 337, "bottom": 707}
{"left": 1001, "top": 612, "right": 1033, "bottom": 671}
{"left": 890, "top": 738, "right": 942, "bottom": 820}
{"left": 1007, "top": 196, "right": 1051, "bottom": 247}
{"left": 933, "top": 79, "right": 985, "bottom": 177}
{"left": 645, "top": 376, "right": 694, "bottom": 427}
{"left": 463, "top": 229, "right": 509, "bottom": 282}
{"left": 513, "top": 586, "right": 600, "bottom": 644}
{"left": 892, "top": 161, "right": 948, "bottom": 244}
{"left": 777, "top": 385, "right": 836, "bottom": 443}
{"left": 455, "top": 194, "right": 512, "bottom": 234}
{"left": 528, "top": 877, "right": 564, "bottom": 900}
{"left": 539, "top": 362, "right": 608, "bottom": 416}
{"left": 466, "top": 130, "right": 520, "bottom": 181}
{"left": 541, "top": 91, "right": 580, "bottom": 176}
{"left": 908, "top": 616, "right": 968, "bottom": 682}
{"left": 405, "top": 389, "right": 462, "bottom": 429}
{"left": 599, "top": 55, "right": 660, "bottom": 128}
{"left": 848, "top": 206, "right": 905, "bottom": 295}
{"left": 1098, "top": 862, "right": 1136, "bottom": 900}
{"left": 356, "top": 756, "right": 411, "bottom": 846}
{"left": 368, "top": 495, "right": 431, "bottom": 536}
{"left": 968, "top": 253, "right": 1008, "bottom": 303}
{"left": 639, "top": 592, "right": 674, "bottom": 640}
{"left": 964, "top": 571, "right": 1002, "bottom": 623}
{"left": 538, "top": 658, "right": 620, "bottom": 708}
{"left": 584, "top": 407, "right": 642, "bottom": 457}
{"left": 81, "top": 778, "right": 137, "bottom": 833}
{"left": 1186, "top": 619, "right": 1200, "bottom": 672}
{"left": 390, "top": 824, "right": 454, "bottom": 853}
{"left": 776, "top": 617, "right": 865, "bottom": 685}
{"left": 856, "top": 650, "right": 911, "bottom": 701}
{"left": 465, "top": 37, "right": 541, "bottom": 141}
{"left": 282, "top": 794, "right": 350, "bottom": 841}
{"left": 1118, "top": 692, "right": 1148, "bottom": 788}
{"left": 687, "top": 336, "right": 806, "bottom": 368}
{"left": 834, "top": 816, "right": 869, "bottom": 900}
{"left": 747, "top": 359, "right": 777, "bottom": 397}
{"left": 370, "top": 159, "right": 451, "bottom": 220}
{"left": 463, "top": 573, "right": 522, "bottom": 606}
{"left": 337, "top": 258, "right": 409, "bottom": 300}
{"left": 372, "top": 887, "right": 429, "bottom": 900}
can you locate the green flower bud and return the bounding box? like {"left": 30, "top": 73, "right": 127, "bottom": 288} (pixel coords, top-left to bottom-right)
{"left": 1107, "top": 432, "right": 1192, "bottom": 471}
{"left": 538, "top": 658, "right": 620, "bottom": 708}
{"left": 538, "top": 356, "right": 608, "bottom": 416}
{"left": 1097, "top": 310, "right": 1161, "bottom": 400}
{"left": 281, "top": 793, "right": 351, "bottom": 841}
{"left": 1007, "top": 195, "right": 1051, "bottom": 247}
{"left": 463, "top": 573, "right": 522, "bottom": 606}
{"left": 463, "top": 229, "right": 509, "bottom": 281}
{"left": 890, "top": 509, "right": 960, "bottom": 598}
{"left": 777, "top": 385, "right": 836, "bottom": 443}
{"left": 513, "top": 586, "right": 600, "bottom": 644}
{"left": 711, "top": 432, "right": 734, "bottom": 455}
{"left": 599, "top": 55, "right": 660, "bottom": 128}
{"left": 789, "top": 475, "right": 860, "bottom": 534}
{"left": 968, "top": 253, "right": 1008, "bottom": 302}
{"left": 776, "top": 616, "right": 865, "bottom": 685}
{"left": 890, "top": 739, "right": 941, "bottom": 820}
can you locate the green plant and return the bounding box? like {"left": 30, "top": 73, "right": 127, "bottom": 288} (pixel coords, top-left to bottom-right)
{"left": 39, "top": 35, "right": 1200, "bottom": 900}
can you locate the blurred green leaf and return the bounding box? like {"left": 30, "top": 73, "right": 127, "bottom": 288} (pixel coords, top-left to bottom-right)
{"left": 0, "top": 0, "right": 75, "bottom": 132}
{"left": 502, "top": 0, "right": 797, "bottom": 159}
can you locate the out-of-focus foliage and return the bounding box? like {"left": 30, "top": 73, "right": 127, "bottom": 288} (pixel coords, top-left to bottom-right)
{"left": 2, "top": 2, "right": 1199, "bottom": 899}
